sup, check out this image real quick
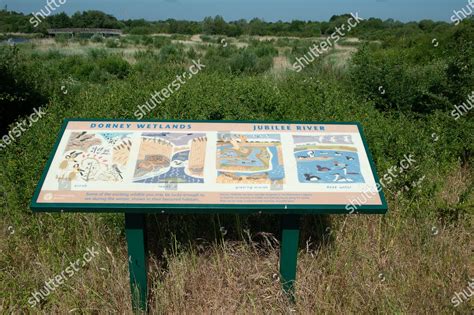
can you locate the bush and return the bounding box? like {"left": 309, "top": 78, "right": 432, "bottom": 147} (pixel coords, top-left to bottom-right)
{"left": 229, "top": 51, "right": 258, "bottom": 74}
{"left": 98, "top": 55, "right": 130, "bottom": 79}
{"left": 87, "top": 48, "right": 108, "bottom": 59}
{"left": 105, "top": 38, "right": 120, "bottom": 48}
{"left": 129, "top": 26, "right": 153, "bottom": 35}
{"left": 187, "top": 47, "right": 198, "bottom": 59}
{"left": 140, "top": 35, "right": 154, "bottom": 46}
{"left": 249, "top": 42, "right": 278, "bottom": 57}
{"left": 152, "top": 36, "right": 172, "bottom": 48}
{"left": 90, "top": 33, "right": 104, "bottom": 43}
{"left": 159, "top": 44, "right": 185, "bottom": 63}
{"left": 200, "top": 35, "right": 212, "bottom": 42}
{"left": 0, "top": 46, "right": 47, "bottom": 134}
{"left": 54, "top": 34, "right": 70, "bottom": 44}
{"left": 349, "top": 24, "right": 474, "bottom": 115}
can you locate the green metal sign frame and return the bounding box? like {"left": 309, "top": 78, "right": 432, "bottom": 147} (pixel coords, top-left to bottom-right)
{"left": 30, "top": 119, "right": 388, "bottom": 311}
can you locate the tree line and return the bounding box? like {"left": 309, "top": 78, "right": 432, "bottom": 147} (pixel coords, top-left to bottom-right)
{"left": 0, "top": 9, "right": 465, "bottom": 39}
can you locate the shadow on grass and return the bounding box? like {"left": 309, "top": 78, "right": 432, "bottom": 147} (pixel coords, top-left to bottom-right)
{"left": 144, "top": 213, "right": 333, "bottom": 273}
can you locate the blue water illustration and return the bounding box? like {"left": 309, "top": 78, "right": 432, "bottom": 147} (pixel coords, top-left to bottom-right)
{"left": 219, "top": 147, "right": 264, "bottom": 167}
{"left": 295, "top": 150, "right": 365, "bottom": 183}
{"left": 220, "top": 146, "right": 285, "bottom": 181}
{"left": 267, "top": 146, "right": 285, "bottom": 180}
{"left": 134, "top": 150, "right": 204, "bottom": 183}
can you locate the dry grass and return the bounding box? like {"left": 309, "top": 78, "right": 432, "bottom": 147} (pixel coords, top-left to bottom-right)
{"left": 146, "top": 214, "right": 472, "bottom": 314}
{"left": 1, "top": 199, "right": 472, "bottom": 314}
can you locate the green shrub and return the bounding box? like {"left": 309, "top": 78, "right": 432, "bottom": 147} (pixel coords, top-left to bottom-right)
{"left": 170, "top": 34, "right": 188, "bottom": 40}
{"left": 159, "top": 44, "right": 185, "bottom": 63}
{"left": 152, "top": 36, "right": 172, "bottom": 48}
{"left": 187, "top": 47, "right": 198, "bottom": 59}
{"left": 90, "top": 33, "right": 104, "bottom": 43}
{"left": 129, "top": 26, "right": 152, "bottom": 35}
{"left": 229, "top": 50, "right": 258, "bottom": 74}
{"left": 0, "top": 46, "right": 47, "bottom": 134}
{"left": 98, "top": 55, "right": 130, "bottom": 79}
{"left": 134, "top": 49, "right": 156, "bottom": 60}
{"left": 140, "top": 35, "right": 154, "bottom": 46}
{"left": 349, "top": 38, "right": 472, "bottom": 114}
{"left": 105, "top": 38, "right": 120, "bottom": 48}
{"left": 250, "top": 43, "right": 278, "bottom": 57}
{"left": 87, "top": 48, "right": 108, "bottom": 59}
{"left": 200, "top": 35, "right": 212, "bottom": 42}
{"left": 54, "top": 34, "right": 70, "bottom": 44}
{"left": 78, "top": 39, "right": 89, "bottom": 46}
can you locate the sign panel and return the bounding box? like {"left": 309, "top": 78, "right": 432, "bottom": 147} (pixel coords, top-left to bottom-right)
{"left": 31, "top": 120, "right": 387, "bottom": 213}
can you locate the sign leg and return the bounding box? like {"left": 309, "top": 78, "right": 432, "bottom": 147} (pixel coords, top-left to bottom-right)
{"left": 279, "top": 214, "right": 300, "bottom": 301}
{"left": 125, "top": 213, "right": 148, "bottom": 311}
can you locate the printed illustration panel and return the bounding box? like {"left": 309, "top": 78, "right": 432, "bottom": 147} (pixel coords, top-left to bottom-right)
{"left": 293, "top": 135, "right": 365, "bottom": 184}
{"left": 216, "top": 133, "right": 285, "bottom": 184}
{"left": 133, "top": 132, "right": 207, "bottom": 183}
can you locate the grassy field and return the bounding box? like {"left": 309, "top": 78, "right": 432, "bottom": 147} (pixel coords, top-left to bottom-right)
{"left": 0, "top": 27, "right": 473, "bottom": 314}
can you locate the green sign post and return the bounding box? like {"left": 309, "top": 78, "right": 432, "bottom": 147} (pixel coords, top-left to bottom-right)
{"left": 31, "top": 119, "right": 387, "bottom": 311}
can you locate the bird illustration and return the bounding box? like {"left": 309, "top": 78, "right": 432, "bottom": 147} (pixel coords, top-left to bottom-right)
{"left": 304, "top": 173, "right": 320, "bottom": 182}
{"left": 341, "top": 166, "right": 359, "bottom": 176}
{"left": 307, "top": 151, "right": 315, "bottom": 157}
{"left": 334, "top": 161, "right": 347, "bottom": 168}
{"left": 346, "top": 156, "right": 355, "bottom": 161}
{"left": 59, "top": 159, "right": 71, "bottom": 170}
{"left": 332, "top": 173, "right": 354, "bottom": 182}
{"left": 59, "top": 151, "right": 82, "bottom": 170}
{"left": 335, "top": 152, "right": 342, "bottom": 156}
{"left": 67, "top": 164, "right": 85, "bottom": 181}
{"left": 75, "top": 131, "right": 87, "bottom": 139}
{"left": 316, "top": 165, "right": 331, "bottom": 172}
{"left": 67, "top": 151, "right": 82, "bottom": 159}
{"left": 112, "top": 164, "right": 123, "bottom": 179}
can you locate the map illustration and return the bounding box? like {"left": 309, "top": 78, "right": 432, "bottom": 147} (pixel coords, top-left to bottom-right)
{"left": 133, "top": 132, "right": 207, "bottom": 183}
{"left": 216, "top": 133, "right": 285, "bottom": 184}
{"left": 293, "top": 135, "right": 365, "bottom": 183}
{"left": 57, "top": 132, "right": 133, "bottom": 186}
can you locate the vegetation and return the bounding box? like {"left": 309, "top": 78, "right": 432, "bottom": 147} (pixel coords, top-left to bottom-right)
{"left": 0, "top": 9, "right": 472, "bottom": 313}
{"left": 2, "top": 8, "right": 470, "bottom": 40}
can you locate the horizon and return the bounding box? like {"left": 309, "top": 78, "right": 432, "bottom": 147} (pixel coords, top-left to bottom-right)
{"left": 1, "top": 0, "right": 470, "bottom": 23}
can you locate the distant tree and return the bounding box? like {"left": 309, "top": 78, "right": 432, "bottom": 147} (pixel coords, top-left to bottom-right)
{"left": 70, "top": 11, "right": 124, "bottom": 29}
{"left": 202, "top": 16, "right": 214, "bottom": 34}
{"left": 213, "top": 15, "right": 227, "bottom": 34}
{"left": 289, "top": 20, "right": 304, "bottom": 33}
{"left": 46, "top": 12, "right": 71, "bottom": 28}
{"left": 248, "top": 18, "right": 266, "bottom": 35}
{"left": 418, "top": 19, "right": 435, "bottom": 32}
{"left": 202, "top": 15, "right": 228, "bottom": 35}
{"left": 225, "top": 23, "right": 243, "bottom": 37}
